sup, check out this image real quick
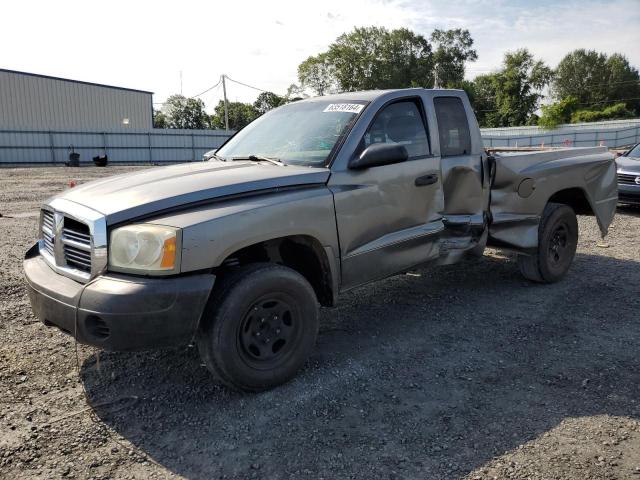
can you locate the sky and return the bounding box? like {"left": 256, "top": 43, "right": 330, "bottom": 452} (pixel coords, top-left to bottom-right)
{"left": 2, "top": 0, "right": 639, "bottom": 112}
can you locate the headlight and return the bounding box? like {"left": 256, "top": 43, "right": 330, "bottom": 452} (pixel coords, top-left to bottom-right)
{"left": 109, "top": 224, "right": 180, "bottom": 273}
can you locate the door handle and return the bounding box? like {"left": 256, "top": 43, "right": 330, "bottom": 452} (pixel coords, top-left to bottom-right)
{"left": 415, "top": 174, "right": 438, "bottom": 186}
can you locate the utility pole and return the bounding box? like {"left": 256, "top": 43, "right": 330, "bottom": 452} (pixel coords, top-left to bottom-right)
{"left": 222, "top": 74, "right": 229, "bottom": 132}
{"left": 433, "top": 63, "right": 439, "bottom": 89}
{"left": 180, "top": 70, "right": 183, "bottom": 95}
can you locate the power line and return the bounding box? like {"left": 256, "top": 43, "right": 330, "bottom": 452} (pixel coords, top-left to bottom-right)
{"left": 475, "top": 96, "right": 640, "bottom": 113}
{"left": 195, "top": 80, "right": 222, "bottom": 101}
{"left": 472, "top": 80, "right": 640, "bottom": 102}
{"left": 578, "top": 96, "right": 640, "bottom": 106}
{"left": 157, "top": 73, "right": 280, "bottom": 106}
{"left": 191, "top": 76, "right": 223, "bottom": 98}
{"left": 565, "top": 79, "right": 640, "bottom": 89}
{"left": 224, "top": 74, "right": 272, "bottom": 94}
{"left": 153, "top": 77, "right": 223, "bottom": 106}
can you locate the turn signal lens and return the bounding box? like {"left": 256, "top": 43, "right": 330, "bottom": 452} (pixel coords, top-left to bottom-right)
{"left": 160, "top": 236, "right": 177, "bottom": 269}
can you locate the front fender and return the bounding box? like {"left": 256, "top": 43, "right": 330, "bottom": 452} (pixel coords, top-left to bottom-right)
{"left": 148, "top": 186, "right": 340, "bottom": 273}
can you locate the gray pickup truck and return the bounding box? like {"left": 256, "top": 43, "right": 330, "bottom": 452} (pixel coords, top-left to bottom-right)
{"left": 24, "top": 88, "right": 618, "bottom": 391}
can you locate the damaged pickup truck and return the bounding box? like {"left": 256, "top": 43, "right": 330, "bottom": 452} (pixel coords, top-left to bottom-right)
{"left": 24, "top": 88, "right": 618, "bottom": 391}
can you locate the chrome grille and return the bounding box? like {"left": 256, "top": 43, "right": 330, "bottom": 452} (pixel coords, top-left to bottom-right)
{"left": 62, "top": 218, "right": 92, "bottom": 272}
{"left": 38, "top": 199, "right": 107, "bottom": 283}
{"left": 63, "top": 226, "right": 91, "bottom": 244}
{"left": 64, "top": 246, "right": 92, "bottom": 271}
{"left": 41, "top": 210, "right": 55, "bottom": 256}
{"left": 618, "top": 173, "right": 639, "bottom": 185}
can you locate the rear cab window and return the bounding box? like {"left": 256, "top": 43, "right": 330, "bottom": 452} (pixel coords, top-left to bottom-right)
{"left": 433, "top": 97, "right": 471, "bottom": 157}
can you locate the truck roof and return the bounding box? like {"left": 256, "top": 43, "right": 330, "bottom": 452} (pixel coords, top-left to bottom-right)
{"left": 298, "top": 87, "right": 465, "bottom": 103}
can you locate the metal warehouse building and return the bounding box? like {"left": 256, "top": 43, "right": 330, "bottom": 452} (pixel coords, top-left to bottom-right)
{"left": 0, "top": 69, "right": 153, "bottom": 130}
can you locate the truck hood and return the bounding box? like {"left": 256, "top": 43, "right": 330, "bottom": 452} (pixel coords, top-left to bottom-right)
{"left": 53, "top": 161, "right": 330, "bottom": 224}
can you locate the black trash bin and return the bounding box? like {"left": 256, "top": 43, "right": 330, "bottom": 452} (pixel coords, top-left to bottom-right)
{"left": 93, "top": 155, "right": 108, "bottom": 167}
{"left": 68, "top": 152, "right": 80, "bottom": 167}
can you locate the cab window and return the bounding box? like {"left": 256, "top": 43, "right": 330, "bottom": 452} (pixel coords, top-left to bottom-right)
{"left": 363, "top": 100, "right": 430, "bottom": 158}
{"left": 433, "top": 97, "right": 471, "bottom": 157}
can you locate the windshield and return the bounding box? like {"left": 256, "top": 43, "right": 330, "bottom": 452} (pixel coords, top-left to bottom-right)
{"left": 626, "top": 144, "right": 640, "bottom": 158}
{"left": 216, "top": 100, "right": 367, "bottom": 166}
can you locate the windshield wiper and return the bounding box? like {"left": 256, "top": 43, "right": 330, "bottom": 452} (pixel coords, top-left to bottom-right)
{"left": 206, "top": 153, "right": 227, "bottom": 162}
{"left": 230, "top": 155, "right": 285, "bottom": 166}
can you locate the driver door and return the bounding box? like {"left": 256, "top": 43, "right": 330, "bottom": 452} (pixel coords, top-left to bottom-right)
{"left": 328, "top": 97, "right": 444, "bottom": 289}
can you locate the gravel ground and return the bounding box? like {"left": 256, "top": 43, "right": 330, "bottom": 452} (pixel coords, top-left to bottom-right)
{"left": 0, "top": 166, "right": 639, "bottom": 480}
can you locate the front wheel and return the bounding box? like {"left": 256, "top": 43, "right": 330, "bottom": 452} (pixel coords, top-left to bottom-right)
{"left": 197, "top": 264, "right": 319, "bottom": 392}
{"left": 517, "top": 203, "right": 578, "bottom": 283}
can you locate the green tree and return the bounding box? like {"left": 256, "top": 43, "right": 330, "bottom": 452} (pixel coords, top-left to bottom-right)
{"left": 571, "top": 102, "right": 634, "bottom": 123}
{"left": 209, "top": 101, "right": 259, "bottom": 131}
{"left": 326, "top": 26, "right": 392, "bottom": 91}
{"left": 552, "top": 49, "right": 640, "bottom": 114}
{"left": 465, "top": 74, "right": 498, "bottom": 127}
{"left": 253, "top": 92, "right": 285, "bottom": 115}
{"left": 430, "top": 28, "right": 478, "bottom": 87}
{"left": 476, "top": 49, "right": 552, "bottom": 127}
{"left": 162, "top": 94, "right": 209, "bottom": 129}
{"left": 552, "top": 50, "right": 607, "bottom": 104}
{"left": 152, "top": 109, "right": 169, "bottom": 128}
{"left": 284, "top": 84, "right": 306, "bottom": 102}
{"left": 538, "top": 96, "right": 579, "bottom": 129}
{"left": 378, "top": 28, "right": 434, "bottom": 88}
{"left": 296, "top": 27, "right": 481, "bottom": 94}
{"left": 604, "top": 53, "right": 640, "bottom": 114}
{"left": 298, "top": 53, "right": 336, "bottom": 95}
{"left": 526, "top": 114, "right": 539, "bottom": 126}
{"left": 297, "top": 26, "right": 433, "bottom": 92}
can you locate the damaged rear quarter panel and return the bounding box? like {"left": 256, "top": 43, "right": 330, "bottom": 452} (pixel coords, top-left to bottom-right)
{"left": 489, "top": 147, "right": 617, "bottom": 250}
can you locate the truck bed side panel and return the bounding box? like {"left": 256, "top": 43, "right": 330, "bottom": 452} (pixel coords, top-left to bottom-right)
{"left": 489, "top": 147, "right": 617, "bottom": 250}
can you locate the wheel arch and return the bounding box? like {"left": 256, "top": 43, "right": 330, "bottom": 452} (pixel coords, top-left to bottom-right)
{"left": 545, "top": 185, "right": 615, "bottom": 237}
{"left": 214, "top": 234, "right": 338, "bottom": 307}
{"left": 546, "top": 187, "right": 594, "bottom": 216}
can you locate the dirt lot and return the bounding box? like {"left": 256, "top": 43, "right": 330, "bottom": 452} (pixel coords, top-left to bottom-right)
{"left": 1, "top": 166, "right": 639, "bottom": 480}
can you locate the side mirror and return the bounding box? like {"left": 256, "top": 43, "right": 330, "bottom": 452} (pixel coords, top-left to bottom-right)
{"left": 349, "top": 143, "right": 409, "bottom": 170}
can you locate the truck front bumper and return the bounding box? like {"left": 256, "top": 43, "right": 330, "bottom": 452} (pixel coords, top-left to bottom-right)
{"left": 24, "top": 243, "right": 215, "bottom": 351}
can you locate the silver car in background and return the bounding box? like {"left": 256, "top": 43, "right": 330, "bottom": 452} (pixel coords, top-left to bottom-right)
{"left": 616, "top": 143, "right": 640, "bottom": 206}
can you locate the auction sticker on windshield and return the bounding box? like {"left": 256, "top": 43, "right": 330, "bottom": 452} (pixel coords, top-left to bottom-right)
{"left": 323, "top": 103, "right": 364, "bottom": 114}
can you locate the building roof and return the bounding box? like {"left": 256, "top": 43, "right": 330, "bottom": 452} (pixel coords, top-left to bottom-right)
{"left": 0, "top": 68, "right": 153, "bottom": 94}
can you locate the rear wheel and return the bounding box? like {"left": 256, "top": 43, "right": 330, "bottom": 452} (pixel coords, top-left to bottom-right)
{"left": 517, "top": 203, "right": 578, "bottom": 283}
{"left": 197, "top": 264, "right": 319, "bottom": 392}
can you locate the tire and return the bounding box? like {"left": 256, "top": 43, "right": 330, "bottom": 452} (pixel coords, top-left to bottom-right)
{"left": 517, "top": 203, "right": 578, "bottom": 283}
{"left": 197, "top": 263, "right": 319, "bottom": 392}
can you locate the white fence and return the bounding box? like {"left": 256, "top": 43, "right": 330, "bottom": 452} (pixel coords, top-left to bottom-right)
{"left": 0, "top": 128, "right": 232, "bottom": 165}
{"left": 481, "top": 118, "right": 640, "bottom": 149}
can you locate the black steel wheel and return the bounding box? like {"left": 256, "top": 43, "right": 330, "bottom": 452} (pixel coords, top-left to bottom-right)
{"left": 548, "top": 222, "right": 569, "bottom": 267}
{"left": 197, "top": 264, "right": 318, "bottom": 392}
{"left": 237, "top": 295, "right": 301, "bottom": 368}
{"left": 517, "top": 203, "right": 578, "bottom": 283}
